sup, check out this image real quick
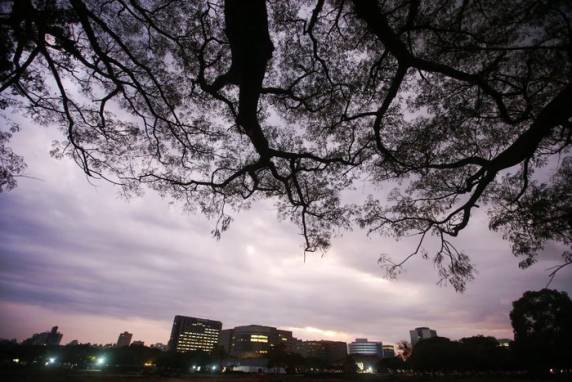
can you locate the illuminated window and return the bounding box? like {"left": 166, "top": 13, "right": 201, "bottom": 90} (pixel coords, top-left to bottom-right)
{"left": 250, "top": 335, "right": 268, "bottom": 343}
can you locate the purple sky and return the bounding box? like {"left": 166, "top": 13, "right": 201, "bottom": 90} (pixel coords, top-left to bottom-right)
{"left": 1, "top": 120, "right": 571, "bottom": 347}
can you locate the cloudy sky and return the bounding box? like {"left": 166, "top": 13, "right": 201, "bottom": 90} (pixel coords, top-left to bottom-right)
{"left": 1, "top": 119, "right": 571, "bottom": 347}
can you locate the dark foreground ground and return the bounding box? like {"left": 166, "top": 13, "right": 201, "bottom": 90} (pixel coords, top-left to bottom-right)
{"left": 0, "top": 371, "right": 568, "bottom": 382}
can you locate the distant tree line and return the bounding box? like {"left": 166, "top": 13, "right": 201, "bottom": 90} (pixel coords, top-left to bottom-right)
{"left": 379, "top": 335, "right": 516, "bottom": 372}
{"left": 379, "top": 289, "right": 572, "bottom": 376}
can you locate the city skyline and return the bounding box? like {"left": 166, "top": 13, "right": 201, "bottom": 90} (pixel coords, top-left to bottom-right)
{"left": 7, "top": 318, "right": 422, "bottom": 349}
{"left": 6, "top": 318, "right": 502, "bottom": 351}
{"left": 1, "top": 126, "right": 572, "bottom": 347}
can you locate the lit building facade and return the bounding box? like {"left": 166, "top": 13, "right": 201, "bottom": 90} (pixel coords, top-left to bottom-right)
{"left": 116, "top": 331, "right": 133, "bottom": 347}
{"left": 168, "top": 315, "right": 222, "bottom": 353}
{"left": 221, "top": 325, "right": 293, "bottom": 358}
{"left": 348, "top": 338, "right": 382, "bottom": 357}
{"left": 231, "top": 325, "right": 274, "bottom": 358}
{"left": 382, "top": 344, "right": 395, "bottom": 358}
{"left": 409, "top": 327, "right": 437, "bottom": 347}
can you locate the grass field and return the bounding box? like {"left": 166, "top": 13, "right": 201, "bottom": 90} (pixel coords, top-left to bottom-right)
{"left": 0, "top": 370, "right": 565, "bottom": 382}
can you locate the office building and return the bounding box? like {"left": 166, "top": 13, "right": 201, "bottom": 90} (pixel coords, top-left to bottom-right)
{"left": 219, "top": 329, "right": 233, "bottom": 353}
{"left": 22, "top": 326, "right": 63, "bottom": 346}
{"left": 230, "top": 325, "right": 276, "bottom": 358}
{"left": 169, "top": 315, "right": 222, "bottom": 353}
{"left": 46, "top": 326, "right": 63, "bottom": 346}
{"left": 131, "top": 340, "right": 145, "bottom": 347}
{"left": 300, "top": 340, "right": 348, "bottom": 364}
{"left": 277, "top": 329, "right": 295, "bottom": 351}
{"left": 409, "top": 327, "right": 437, "bottom": 347}
{"left": 222, "top": 325, "right": 293, "bottom": 358}
{"left": 348, "top": 338, "right": 382, "bottom": 357}
{"left": 382, "top": 344, "right": 395, "bottom": 358}
{"left": 116, "top": 331, "right": 133, "bottom": 347}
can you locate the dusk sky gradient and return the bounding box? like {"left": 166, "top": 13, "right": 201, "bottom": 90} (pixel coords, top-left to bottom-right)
{"left": 1, "top": 119, "right": 571, "bottom": 347}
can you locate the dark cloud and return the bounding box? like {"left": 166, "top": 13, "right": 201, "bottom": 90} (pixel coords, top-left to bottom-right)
{"left": 1, "top": 126, "right": 571, "bottom": 346}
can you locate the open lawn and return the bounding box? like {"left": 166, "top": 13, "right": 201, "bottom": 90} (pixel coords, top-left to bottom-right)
{"left": 0, "top": 371, "right": 567, "bottom": 382}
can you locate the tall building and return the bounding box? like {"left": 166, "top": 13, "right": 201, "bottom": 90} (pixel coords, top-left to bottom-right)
{"left": 277, "top": 329, "right": 295, "bottom": 351}
{"left": 46, "top": 326, "right": 63, "bottom": 346}
{"left": 116, "top": 331, "right": 133, "bottom": 347}
{"left": 348, "top": 338, "right": 382, "bottom": 357}
{"left": 382, "top": 344, "right": 395, "bottom": 358}
{"left": 219, "top": 329, "right": 234, "bottom": 353}
{"left": 168, "top": 315, "right": 222, "bottom": 353}
{"left": 409, "top": 327, "right": 437, "bottom": 347}
{"left": 230, "top": 325, "right": 275, "bottom": 358}
{"left": 221, "top": 325, "right": 294, "bottom": 358}
{"left": 300, "top": 340, "right": 348, "bottom": 364}
{"left": 22, "top": 326, "right": 63, "bottom": 346}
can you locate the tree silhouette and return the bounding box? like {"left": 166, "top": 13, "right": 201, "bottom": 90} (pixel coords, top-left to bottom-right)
{"left": 1, "top": 0, "right": 571, "bottom": 289}
{"left": 458, "top": 335, "right": 515, "bottom": 370}
{"left": 408, "top": 337, "right": 460, "bottom": 371}
{"left": 510, "top": 289, "right": 572, "bottom": 372}
{"left": 406, "top": 335, "right": 516, "bottom": 371}
{"left": 395, "top": 340, "right": 411, "bottom": 361}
